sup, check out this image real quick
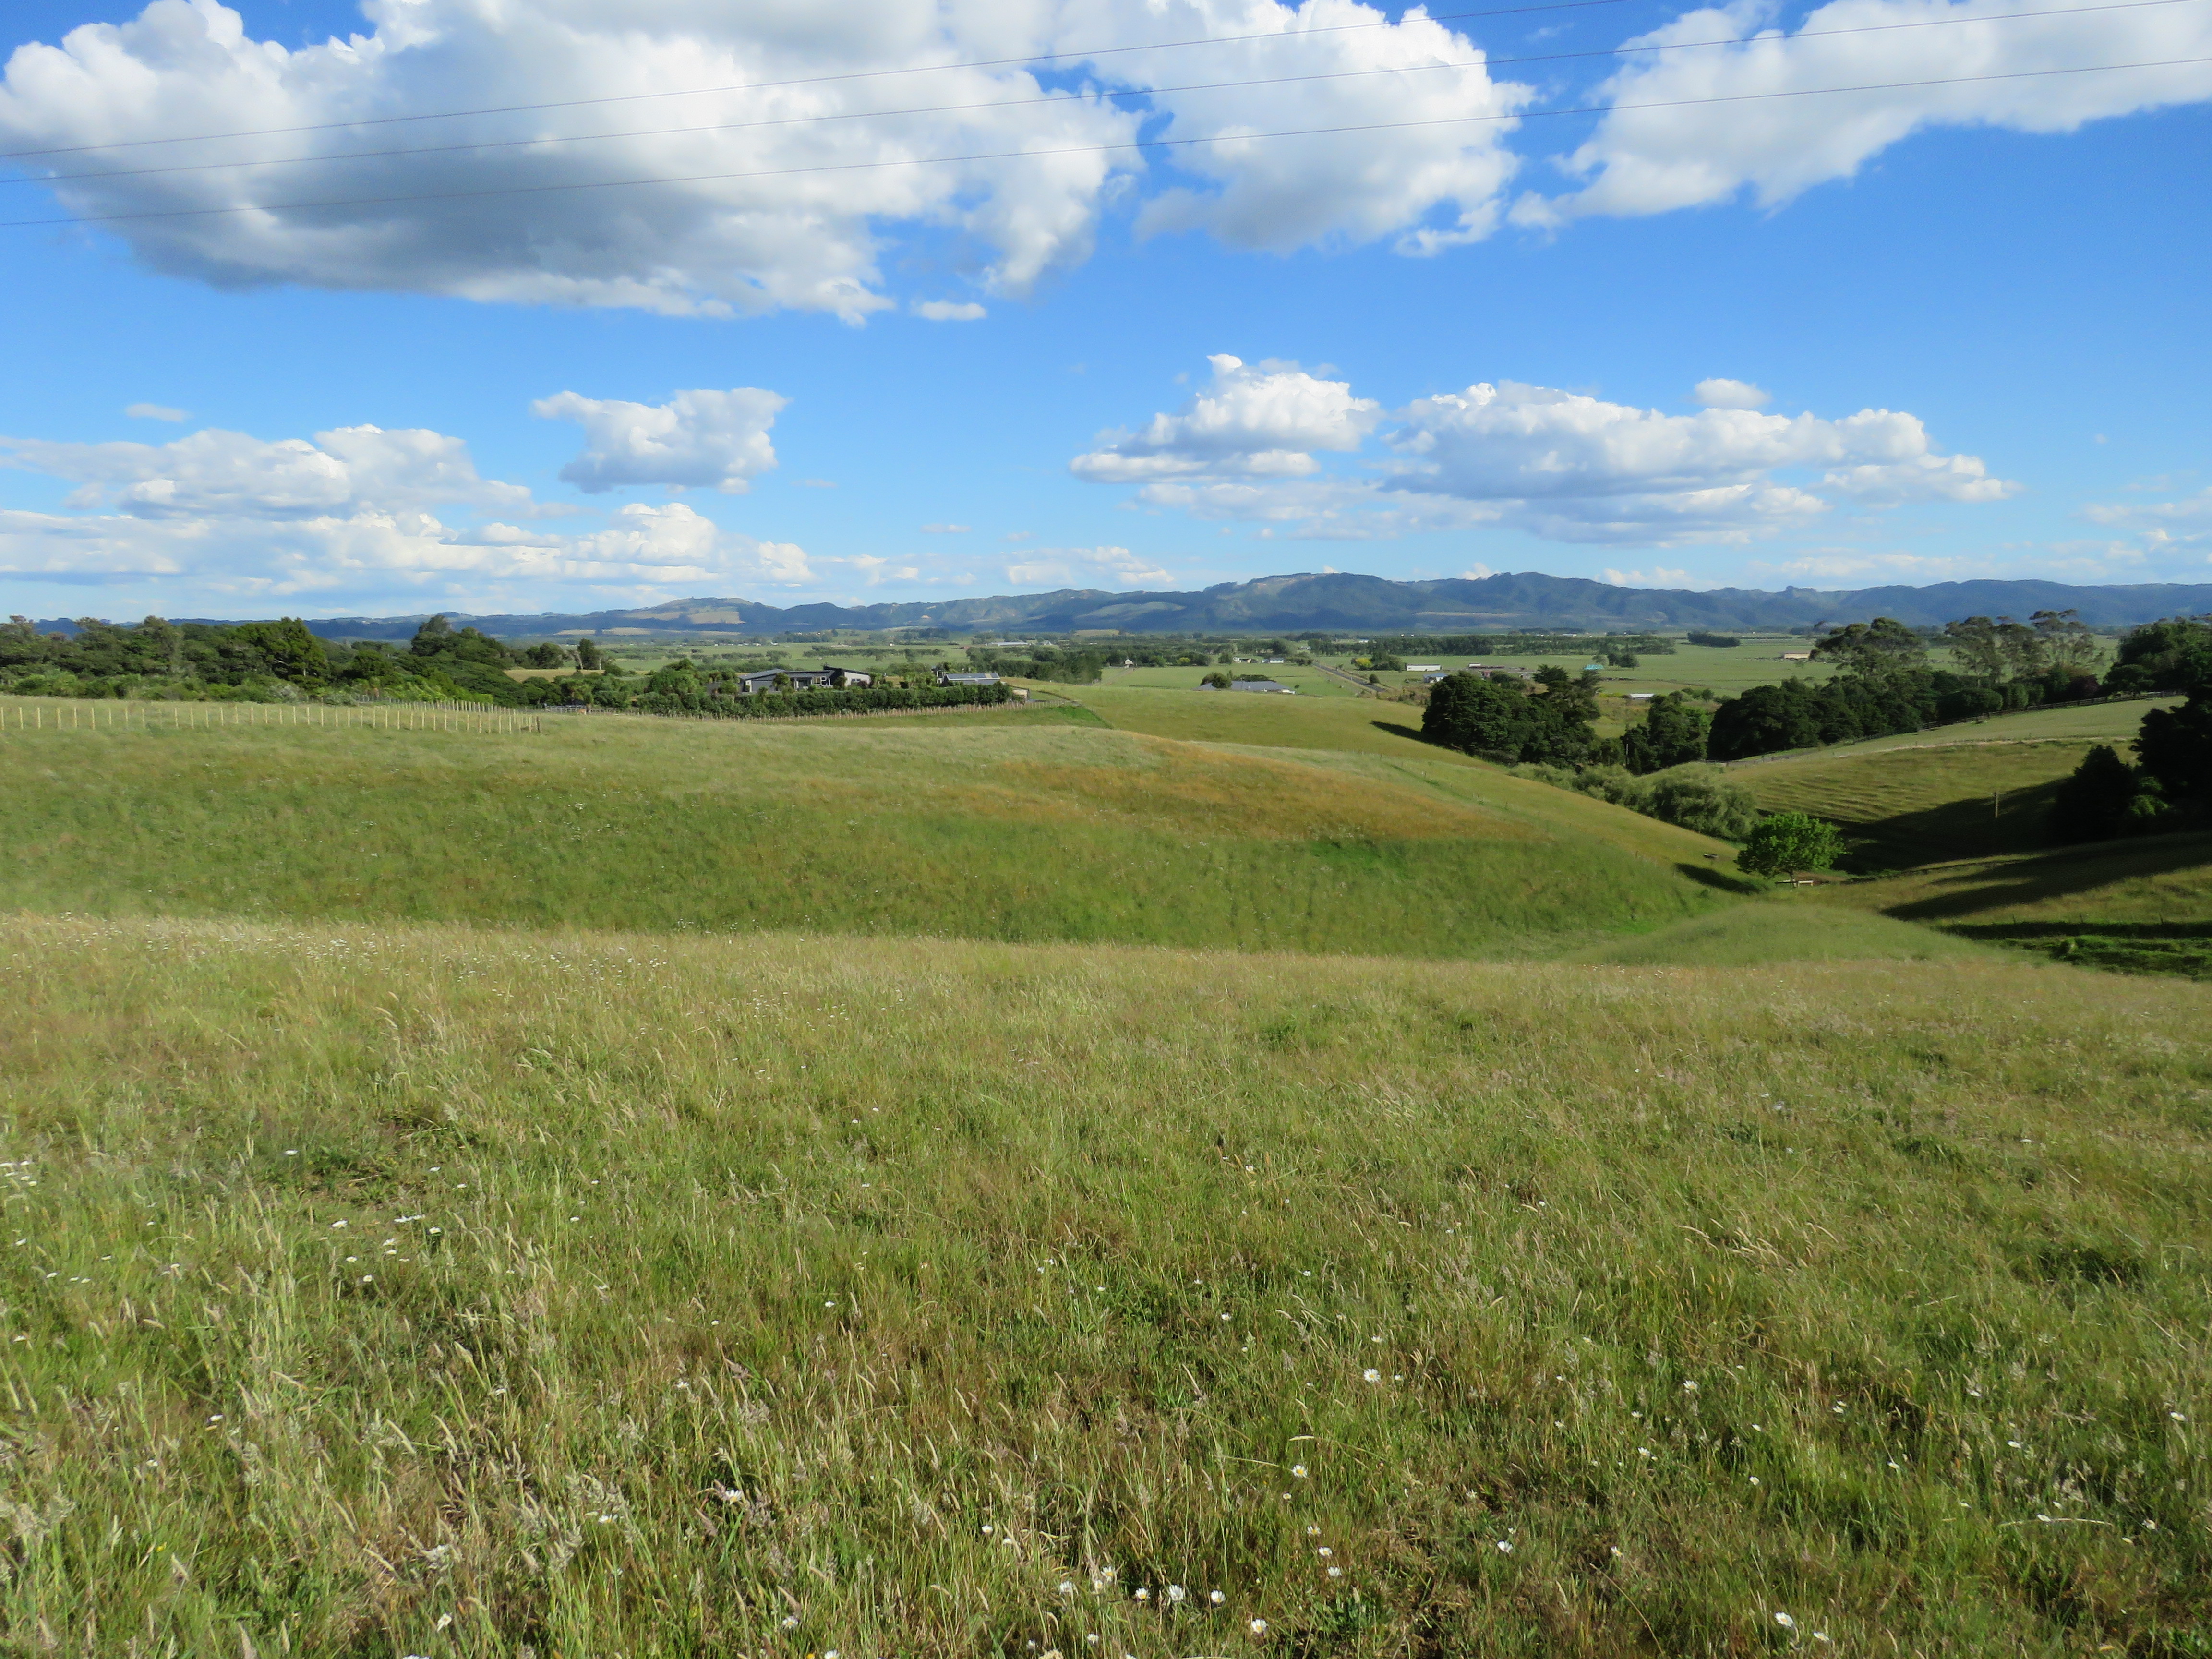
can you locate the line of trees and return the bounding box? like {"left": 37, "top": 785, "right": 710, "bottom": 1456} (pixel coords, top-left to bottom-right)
{"left": 1364, "top": 632, "right": 1675, "bottom": 660}
{"left": 0, "top": 613, "right": 609, "bottom": 706}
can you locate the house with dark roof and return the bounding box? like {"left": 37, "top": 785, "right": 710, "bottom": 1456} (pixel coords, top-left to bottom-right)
{"left": 733, "top": 666, "right": 873, "bottom": 694}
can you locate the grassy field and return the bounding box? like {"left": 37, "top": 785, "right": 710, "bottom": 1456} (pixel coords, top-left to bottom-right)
{"left": 1731, "top": 743, "right": 2100, "bottom": 868}
{"left": 1098, "top": 664, "right": 1365, "bottom": 698}
{"left": 0, "top": 713, "right": 1738, "bottom": 958}
{"left": 6, "top": 914, "right": 2209, "bottom": 1657}
{"left": 1826, "top": 831, "right": 2212, "bottom": 978}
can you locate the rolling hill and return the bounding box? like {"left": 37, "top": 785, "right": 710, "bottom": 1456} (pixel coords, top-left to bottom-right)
{"left": 38, "top": 570, "right": 2212, "bottom": 641}
{"left": 0, "top": 707, "right": 1743, "bottom": 957}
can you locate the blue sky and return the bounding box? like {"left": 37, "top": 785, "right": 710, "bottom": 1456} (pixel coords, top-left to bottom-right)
{"left": 1, "top": 0, "right": 2208, "bottom": 618}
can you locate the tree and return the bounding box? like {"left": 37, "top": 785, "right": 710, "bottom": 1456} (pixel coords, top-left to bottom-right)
{"left": 2135, "top": 690, "right": 2212, "bottom": 803}
{"left": 1622, "top": 692, "right": 1709, "bottom": 773}
{"left": 2113, "top": 616, "right": 2212, "bottom": 694}
{"left": 1736, "top": 811, "right": 1844, "bottom": 881}
{"left": 521, "top": 641, "right": 571, "bottom": 668}
{"left": 231, "top": 617, "right": 330, "bottom": 684}
{"left": 574, "top": 637, "right": 604, "bottom": 670}
{"left": 1201, "top": 670, "right": 1232, "bottom": 689}
{"left": 1813, "top": 617, "right": 1925, "bottom": 680}
{"left": 2032, "top": 608, "right": 2101, "bottom": 675}
{"left": 2049, "top": 745, "right": 2158, "bottom": 843}
{"left": 1423, "top": 673, "right": 1536, "bottom": 761}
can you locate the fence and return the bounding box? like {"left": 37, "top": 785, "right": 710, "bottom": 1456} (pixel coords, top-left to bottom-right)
{"left": 0, "top": 696, "right": 536, "bottom": 735}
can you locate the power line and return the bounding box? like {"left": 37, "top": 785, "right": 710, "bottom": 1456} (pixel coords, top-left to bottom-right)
{"left": 10, "top": 0, "right": 2197, "bottom": 190}
{"left": 0, "top": 0, "right": 1646, "bottom": 164}
{"left": 3, "top": 55, "right": 2204, "bottom": 231}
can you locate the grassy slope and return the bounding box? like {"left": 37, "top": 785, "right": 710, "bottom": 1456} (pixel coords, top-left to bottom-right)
{"left": 1732, "top": 743, "right": 2099, "bottom": 867}
{"left": 5, "top": 915, "right": 2207, "bottom": 1657}
{"left": 1823, "top": 832, "right": 2212, "bottom": 977}
{"left": 0, "top": 716, "right": 1734, "bottom": 958}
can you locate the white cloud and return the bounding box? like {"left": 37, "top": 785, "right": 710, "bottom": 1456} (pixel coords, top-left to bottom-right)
{"left": 1070, "top": 354, "right": 1380, "bottom": 482}
{"left": 0, "top": 413, "right": 810, "bottom": 604}
{"left": 913, "top": 301, "right": 987, "bottom": 322}
{"left": 1602, "top": 565, "right": 1698, "bottom": 587}
{"left": 0, "top": 423, "right": 532, "bottom": 518}
{"left": 1692, "top": 378, "right": 1769, "bottom": 410}
{"left": 532, "top": 387, "right": 785, "bottom": 494}
{"left": 1004, "top": 545, "right": 1173, "bottom": 587}
{"left": 1119, "top": 0, "right": 1528, "bottom": 254}
{"left": 920, "top": 523, "right": 971, "bottom": 533}
{"left": 1072, "top": 358, "right": 2015, "bottom": 545}
{"left": 847, "top": 554, "right": 922, "bottom": 583}
{"left": 1515, "top": 0, "right": 2212, "bottom": 227}
{"left": 124, "top": 403, "right": 188, "bottom": 422}
{"left": 2081, "top": 485, "right": 2212, "bottom": 557}
{"left": 0, "top": 0, "right": 1536, "bottom": 319}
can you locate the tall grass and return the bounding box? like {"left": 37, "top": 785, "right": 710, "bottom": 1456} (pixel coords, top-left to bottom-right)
{"left": 2, "top": 914, "right": 2207, "bottom": 1655}
{"left": 0, "top": 720, "right": 1730, "bottom": 957}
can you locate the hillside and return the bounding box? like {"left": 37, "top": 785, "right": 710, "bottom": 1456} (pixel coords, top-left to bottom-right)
{"left": 0, "top": 709, "right": 1740, "bottom": 957}
{"left": 43, "top": 572, "right": 2211, "bottom": 641}
{"left": 1826, "top": 831, "right": 2212, "bottom": 977}
{"left": 5, "top": 913, "right": 2206, "bottom": 1655}
{"left": 1722, "top": 699, "right": 2174, "bottom": 868}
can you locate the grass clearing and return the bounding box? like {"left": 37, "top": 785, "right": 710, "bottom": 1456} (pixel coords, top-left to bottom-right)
{"left": 1565, "top": 897, "right": 1999, "bottom": 966}
{"left": 0, "top": 717, "right": 1732, "bottom": 957}
{"left": 5, "top": 914, "right": 2209, "bottom": 1656}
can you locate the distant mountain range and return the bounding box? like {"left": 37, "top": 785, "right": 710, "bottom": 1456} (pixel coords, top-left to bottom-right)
{"left": 31, "top": 571, "right": 2212, "bottom": 640}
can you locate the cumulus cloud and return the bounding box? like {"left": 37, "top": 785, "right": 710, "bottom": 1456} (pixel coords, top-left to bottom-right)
{"left": 920, "top": 523, "right": 970, "bottom": 534}
{"left": 1004, "top": 545, "right": 1174, "bottom": 586}
{"left": 1072, "top": 356, "right": 2015, "bottom": 545}
{"left": 125, "top": 403, "right": 188, "bottom": 422}
{"left": 1693, "top": 378, "right": 1769, "bottom": 410}
{"left": 1603, "top": 565, "right": 1698, "bottom": 587}
{"left": 0, "top": 0, "right": 1532, "bottom": 318}
{"left": 0, "top": 412, "right": 810, "bottom": 604}
{"left": 913, "top": 301, "right": 987, "bottom": 322}
{"left": 1070, "top": 354, "right": 1380, "bottom": 483}
{"left": 0, "top": 423, "right": 532, "bottom": 518}
{"left": 1515, "top": 0, "right": 2212, "bottom": 227}
{"left": 532, "top": 387, "right": 785, "bottom": 494}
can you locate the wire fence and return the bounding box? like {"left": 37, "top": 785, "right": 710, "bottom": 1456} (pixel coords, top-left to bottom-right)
{"left": 0, "top": 696, "right": 534, "bottom": 735}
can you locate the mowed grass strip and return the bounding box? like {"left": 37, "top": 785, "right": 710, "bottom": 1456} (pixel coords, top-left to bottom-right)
{"left": 0, "top": 719, "right": 1729, "bottom": 956}
{"left": 1, "top": 916, "right": 2207, "bottom": 1656}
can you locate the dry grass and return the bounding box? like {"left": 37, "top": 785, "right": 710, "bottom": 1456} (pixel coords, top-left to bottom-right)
{"left": 3, "top": 914, "right": 2208, "bottom": 1656}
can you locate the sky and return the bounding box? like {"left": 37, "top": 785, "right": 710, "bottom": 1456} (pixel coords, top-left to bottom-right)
{"left": 0, "top": 0, "right": 2208, "bottom": 620}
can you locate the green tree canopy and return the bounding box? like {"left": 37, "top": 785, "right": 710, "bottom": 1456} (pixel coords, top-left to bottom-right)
{"left": 1736, "top": 811, "right": 1845, "bottom": 881}
{"left": 1813, "top": 616, "right": 1926, "bottom": 680}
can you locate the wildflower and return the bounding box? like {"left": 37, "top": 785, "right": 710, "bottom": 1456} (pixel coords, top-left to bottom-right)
{"left": 1316, "top": 1547, "right": 1332, "bottom": 1559}
{"left": 1135, "top": 1587, "right": 1149, "bottom": 1602}
{"left": 1168, "top": 1586, "right": 1186, "bottom": 1604}
{"left": 1363, "top": 1370, "right": 1381, "bottom": 1384}
{"left": 1210, "top": 1590, "right": 1225, "bottom": 1605}
{"left": 1326, "top": 1566, "right": 1343, "bottom": 1578}
{"left": 1291, "top": 1465, "right": 1307, "bottom": 1479}
{"left": 1749, "top": 1477, "right": 1761, "bottom": 1486}
{"left": 1059, "top": 1581, "right": 1074, "bottom": 1596}
{"left": 1222, "top": 1313, "right": 1232, "bottom": 1322}
{"left": 782, "top": 1616, "right": 799, "bottom": 1629}
{"left": 1305, "top": 1525, "right": 1320, "bottom": 1537}
{"left": 1774, "top": 1612, "right": 1795, "bottom": 1629}
{"left": 1496, "top": 1540, "right": 1512, "bottom": 1553}
{"left": 1250, "top": 1619, "right": 1268, "bottom": 1635}
{"left": 2173, "top": 1412, "right": 2188, "bottom": 1422}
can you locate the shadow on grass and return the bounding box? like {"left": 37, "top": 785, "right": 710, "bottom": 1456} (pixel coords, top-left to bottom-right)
{"left": 1884, "top": 831, "right": 2212, "bottom": 922}
{"left": 1837, "top": 778, "right": 2068, "bottom": 871}
{"left": 1675, "top": 862, "right": 1765, "bottom": 894}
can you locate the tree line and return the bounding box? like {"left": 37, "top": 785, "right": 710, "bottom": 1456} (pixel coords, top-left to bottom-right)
{"left": 1418, "top": 611, "right": 2212, "bottom": 851}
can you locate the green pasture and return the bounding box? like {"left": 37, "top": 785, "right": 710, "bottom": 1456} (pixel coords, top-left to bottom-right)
{"left": 1827, "top": 831, "right": 2212, "bottom": 979}
{"left": 0, "top": 712, "right": 1736, "bottom": 958}
{"left": 3, "top": 913, "right": 2207, "bottom": 1656}
{"left": 1731, "top": 742, "right": 2101, "bottom": 868}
